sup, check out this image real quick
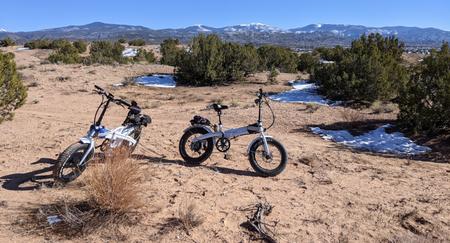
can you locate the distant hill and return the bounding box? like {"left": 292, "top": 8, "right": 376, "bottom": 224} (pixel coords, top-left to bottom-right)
{"left": 1, "top": 22, "right": 449, "bottom": 48}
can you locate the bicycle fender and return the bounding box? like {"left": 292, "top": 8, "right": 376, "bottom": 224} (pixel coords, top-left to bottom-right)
{"left": 183, "top": 125, "right": 214, "bottom": 134}
{"left": 184, "top": 125, "right": 217, "bottom": 143}
{"left": 80, "top": 137, "right": 92, "bottom": 144}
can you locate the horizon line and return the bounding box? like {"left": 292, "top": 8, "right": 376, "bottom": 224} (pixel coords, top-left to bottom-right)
{"left": 3, "top": 21, "right": 450, "bottom": 33}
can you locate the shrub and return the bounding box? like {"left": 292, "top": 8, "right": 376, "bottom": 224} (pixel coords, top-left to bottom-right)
{"left": 133, "top": 48, "right": 156, "bottom": 63}
{"left": 0, "top": 51, "right": 27, "bottom": 123}
{"left": 128, "top": 39, "right": 146, "bottom": 46}
{"left": 0, "top": 37, "right": 16, "bottom": 47}
{"left": 298, "top": 52, "right": 319, "bottom": 73}
{"left": 24, "top": 39, "right": 52, "bottom": 49}
{"left": 118, "top": 38, "right": 127, "bottom": 44}
{"left": 257, "top": 45, "right": 298, "bottom": 73}
{"left": 84, "top": 41, "right": 127, "bottom": 65}
{"left": 160, "top": 38, "right": 181, "bottom": 66}
{"left": 313, "top": 33, "right": 408, "bottom": 103}
{"left": 49, "top": 39, "right": 72, "bottom": 49}
{"left": 313, "top": 46, "right": 345, "bottom": 62}
{"left": 267, "top": 66, "right": 279, "bottom": 84}
{"left": 176, "top": 34, "right": 260, "bottom": 86}
{"left": 222, "top": 42, "right": 259, "bottom": 81}
{"left": 72, "top": 40, "right": 87, "bottom": 53}
{"left": 48, "top": 42, "right": 81, "bottom": 64}
{"left": 398, "top": 42, "right": 450, "bottom": 134}
{"left": 176, "top": 34, "right": 226, "bottom": 86}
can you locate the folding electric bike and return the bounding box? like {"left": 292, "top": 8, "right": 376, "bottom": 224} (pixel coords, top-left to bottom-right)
{"left": 53, "top": 85, "right": 151, "bottom": 183}
{"left": 179, "top": 89, "right": 287, "bottom": 176}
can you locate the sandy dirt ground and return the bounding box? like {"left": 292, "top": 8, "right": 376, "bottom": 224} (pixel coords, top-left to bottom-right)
{"left": 0, "top": 46, "right": 449, "bottom": 242}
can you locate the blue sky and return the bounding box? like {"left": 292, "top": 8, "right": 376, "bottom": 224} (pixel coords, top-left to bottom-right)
{"left": 1, "top": 0, "right": 449, "bottom": 31}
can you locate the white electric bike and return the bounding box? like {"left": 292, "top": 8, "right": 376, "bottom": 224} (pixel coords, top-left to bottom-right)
{"left": 53, "top": 85, "right": 151, "bottom": 183}
{"left": 179, "top": 89, "right": 287, "bottom": 176}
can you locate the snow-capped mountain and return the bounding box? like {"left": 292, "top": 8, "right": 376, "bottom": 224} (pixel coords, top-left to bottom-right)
{"left": 222, "top": 23, "right": 286, "bottom": 33}
{"left": 1, "top": 22, "right": 449, "bottom": 47}
{"left": 0, "top": 28, "right": 7, "bottom": 32}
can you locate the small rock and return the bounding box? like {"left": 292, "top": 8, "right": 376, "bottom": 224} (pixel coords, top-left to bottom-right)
{"left": 0, "top": 201, "right": 7, "bottom": 208}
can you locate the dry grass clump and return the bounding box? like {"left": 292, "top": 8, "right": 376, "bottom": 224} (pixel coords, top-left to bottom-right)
{"left": 177, "top": 202, "right": 204, "bottom": 233}
{"left": 18, "top": 147, "right": 143, "bottom": 239}
{"left": 305, "top": 103, "right": 320, "bottom": 113}
{"left": 339, "top": 108, "right": 367, "bottom": 123}
{"left": 84, "top": 147, "right": 143, "bottom": 213}
{"left": 370, "top": 101, "right": 397, "bottom": 114}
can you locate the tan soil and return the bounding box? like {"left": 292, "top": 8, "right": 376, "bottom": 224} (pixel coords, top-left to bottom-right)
{"left": 0, "top": 46, "right": 449, "bottom": 242}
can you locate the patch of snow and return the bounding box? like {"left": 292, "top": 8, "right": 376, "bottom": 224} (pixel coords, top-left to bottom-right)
{"left": 122, "top": 48, "right": 137, "bottom": 57}
{"left": 269, "top": 80, "right": 330, "bottom": 105}
{"left": 196, "top": 24, "right": 211, "bottom": 32}
{"left": 0, "top": 28, "right": 7, "bottom": 32}
{"left": 315, "top": 24, "right": 322, "bottom": 28}
{"left": 16, "top": 47, "right": 30, "bottom": 51}
{"left": 61, "top": 27, "right": 80, "bottom": 32}
{"left": 319, "top": 59, "right": 335, "bottom": 64}
{"left": 310, "top": 124, "right": 431, "bottom": 155}
{"left": 134, "top": 74, "right": 176, "bottom": 88}
{"left": 234, "top": 23, "right": 284, "bottom": 33}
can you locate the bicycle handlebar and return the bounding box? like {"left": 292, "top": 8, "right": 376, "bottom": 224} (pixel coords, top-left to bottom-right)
{"left": 93, "top": 85, "right": 132, "bottom": 108}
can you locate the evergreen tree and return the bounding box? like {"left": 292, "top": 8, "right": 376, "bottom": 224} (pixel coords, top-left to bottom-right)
{"left": 398, "top": 42, "right": 450, "bottom": 134}
{"left": 0, "top": 37, "right": 15, "bottom": 47}
{"left": 257, "top": 45, "right": 298, "bottom": 73}
{"left": 0, "top": 51, "right": 27, "bottom": 123}
{"left": 313, "top": 33, "right": 408, "bottom": 103}
{"left": 160, "top": 38, "right": 181, "bottom": 66}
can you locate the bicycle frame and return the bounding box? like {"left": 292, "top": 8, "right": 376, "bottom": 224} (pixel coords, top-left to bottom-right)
{"left": 190, "top": 105, "right": 273, "bottom": 156}
{"left": 77, "top": 124, "right": 138, "bottom": 167}
{"left": 76, "top": 95, "right": 139, "bottom": 167}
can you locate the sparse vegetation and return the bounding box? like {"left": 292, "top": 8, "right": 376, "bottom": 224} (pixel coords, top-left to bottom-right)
{"left": 0, "top": 37, "right": 16, "bottom": 47}
{"left": 83, "top": 40, "right": 127, "bottom": 65}
{"left": 128, "top": 39, "right": 146, "bottom": 46}
{"left": 48, "top": 42, "right": 82, "bottom": 64}
{"left": 177, "top": 202, "right": 204, "bottom": 234}
{"left": 72, "top": 40, "right": 87, "bottom": 53}
{"left": 339, "top": 108, "right": 366, "bottom": 123}
{"left": 370, "top": 101, "right": 396, "bottom": 114}
{"left": 133, "top": 48, "right": 156, "bottom": 64}
{"left": 398, "top": 42, "right": 450, "bottom": 134}
{"left": 24, "top": 39, "right": 53, "bottom": 49}
{"left": 0, "top": 51, "right": 27, "bottom": 123}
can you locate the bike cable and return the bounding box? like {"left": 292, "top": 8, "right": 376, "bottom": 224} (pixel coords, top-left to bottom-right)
{"left": 93, "top": 95, "right": 105, "bottom": 124}
{"left": 264, "top": 96, "right": 276, "bottom": 130}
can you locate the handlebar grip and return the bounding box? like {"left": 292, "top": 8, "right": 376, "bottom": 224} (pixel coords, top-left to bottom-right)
{"left": 94, "top": 85, "right": 103, "bottom": 91}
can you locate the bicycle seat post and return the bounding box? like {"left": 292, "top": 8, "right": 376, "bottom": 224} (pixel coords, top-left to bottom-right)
{"left": 217, "top": 110, "right": 223, "bottom": 126}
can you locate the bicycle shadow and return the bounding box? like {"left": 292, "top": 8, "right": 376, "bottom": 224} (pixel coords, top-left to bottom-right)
{"left": 0, "top": 158, "right": 56, "bottom": 191}
{"left": 132, "top": 154, "right": 261, "bottom": 177}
